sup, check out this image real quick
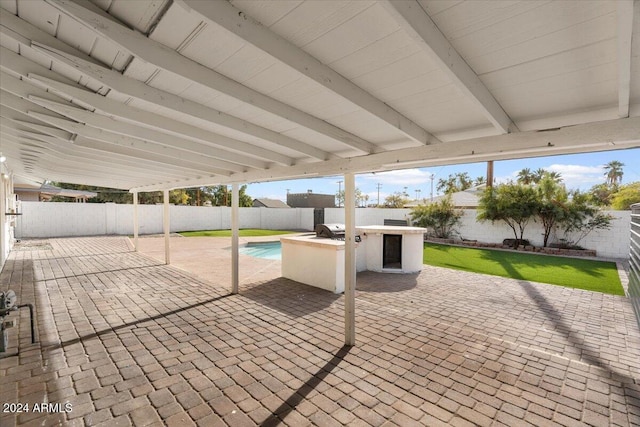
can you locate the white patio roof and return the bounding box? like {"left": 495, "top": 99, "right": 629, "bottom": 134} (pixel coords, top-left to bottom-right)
{"left": 0, "top": 0, "right": 639, "bottom": 192}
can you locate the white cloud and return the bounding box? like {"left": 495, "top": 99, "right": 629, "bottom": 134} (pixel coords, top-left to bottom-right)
{"left": 360, "top": 168, "right": 436, "bottom": 186}
{"left": 546, "top": 164, "right": 605, "bottom": 189}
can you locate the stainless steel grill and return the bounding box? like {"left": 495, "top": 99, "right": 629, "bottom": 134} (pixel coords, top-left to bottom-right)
{"left": 315, "top": 224, "right": 360, "bottom": 242}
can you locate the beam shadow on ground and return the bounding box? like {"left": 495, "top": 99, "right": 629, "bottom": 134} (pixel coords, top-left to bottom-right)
{"left": 260, "top": 345, "right": 352, "bottom": 427}
{"left": 44, "top": 293, "right": 233, "bottom": 351}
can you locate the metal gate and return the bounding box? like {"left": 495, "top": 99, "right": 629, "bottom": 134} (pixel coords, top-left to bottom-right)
{"left": 313, "top": 208, "right": 324, "bottom": 228}
{"left": 630, "top": 203, "right": 640, "bottom": 330}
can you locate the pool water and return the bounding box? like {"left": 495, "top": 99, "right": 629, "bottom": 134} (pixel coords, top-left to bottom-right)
{"left": 239, "top": 242, "right": 282, "bottom": 260}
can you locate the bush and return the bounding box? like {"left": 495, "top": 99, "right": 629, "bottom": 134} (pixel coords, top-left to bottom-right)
{"left": 410, "top": 196, "right": 462, "bottom": 238}
{"left": 477, "top": 183, "right": 538, "bottom": 243}
{"left": 611, "top": 182, "right": 640, "bottom": 210}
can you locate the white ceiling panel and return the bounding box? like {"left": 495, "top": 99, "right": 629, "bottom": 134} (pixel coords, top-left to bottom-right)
{"left": 436, "top": 1, "right": 616, "bottom": 74}
{"left": 241, "top": 63, "right": 303, "bottom": 96}
{"left": 15, "top": 0, "right": 59, "bottom": 37}
{"left": 102, "top": 0, "right": 168, "bottom": 34}
{"left": 0, "top": 0, "right": 636, "bottom": 191}
{"left": 147, "top": 2, "right": 201, "bottom": 50}
{"left": 266, "top": 0, "right": 372, "bottom": 47}
{"left": 301, "top": 2, "right": 399, "bottom": 65}
{"left": 630, "top": 2, "right": 640, "bottom": 104}
{"left": 55, "top": 14, "right": 97, "bottom": 54}
{"left": 213, "top": 45, "right": 279, "bottom": 85}
{"left": 230, "top": 0, "right": 303, "bottom": 28}
{"left": 328, "top": 29, "right": 420, "bottom": 80}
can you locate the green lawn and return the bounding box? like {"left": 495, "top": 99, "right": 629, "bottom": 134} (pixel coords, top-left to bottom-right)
{"left": 423, "top": 242, "right": 624, "bottom": 295}
{"left": 179, "top": 229, "right": 297, "bottom": 237}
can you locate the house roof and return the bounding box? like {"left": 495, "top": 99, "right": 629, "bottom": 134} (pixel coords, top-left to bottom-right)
{"left": 0, "top": 0, "right": 638, "bottom": 192}
{"left": 427, "top": 191, "right": 480, "bottom": 209}
{"left": 253, "top": 198, "right": 290, "bottom": 208}
{"left": 14, "top": 184, "right": 97, "bottom": 198}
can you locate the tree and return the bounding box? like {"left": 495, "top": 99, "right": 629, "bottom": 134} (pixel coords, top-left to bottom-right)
{"left": 410, "top": 196, "right": 462, "bottom": 238}
{"left": 207, "top": 185, "right": 253, "bottom": 207}
{"left": 604, "top": 160, "right": 624, "bottom": 186}
{"left": 474, "top": 176, "right": 486, "bottom": 186}
{"left": 560, "top": 191, "right": 613, "bottom": 247}
{"left": 534, "top": 175, "right": 569, "bottom": 247}
{"left": 336, "top": 187, "right": 367, "bottom": 207}
{"left": 533, "top": 168, "right": 547, "bottom": 183}
{"left": 610, "top": 182, "right": 640, "bottom": 210}
{"left": 516, "top": 168, "right": 534, "bottom": 185}
{"left": 384, "top": 192, "right": 409, "bottom": 208}
{"left": 437, "top": 172, "right": 473, "bottom": 194}
{"left": 477, "top": 183, "right": 538, "bottom": 245}
{"left": 588, "top": 182, "right": 615, "bottom": 207}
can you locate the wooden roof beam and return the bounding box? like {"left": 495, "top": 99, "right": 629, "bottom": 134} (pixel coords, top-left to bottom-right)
{"left": 130, "top": 117, "right": 640, "bottom": 192}
{"left": 617, "top": 0, "right": 635, "bottom": 118}
{"left": 177, "top": 0, "right": 437, "bottom": 146}
{"left": 44, "top": 0, "right": 355, "bottom": 158}
{"left": 382, "top": 0, "right": 517, "bottom": 134}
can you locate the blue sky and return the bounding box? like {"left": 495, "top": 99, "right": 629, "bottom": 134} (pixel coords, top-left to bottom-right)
{"left": 245, "top": 148, "right": 640, "bottom": 203}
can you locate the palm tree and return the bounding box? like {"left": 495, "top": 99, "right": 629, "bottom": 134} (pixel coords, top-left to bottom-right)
{"left": 517, "top": 168, "right": 534, "bottom": 185}
{"left": 546, "top": 171, "right": 562, "bottom": 183}
{"left": 603, "top": 160, "right": 624, "bottom": 186}
{"left": 533, "top": 168, "right": 547, "bottom": 183}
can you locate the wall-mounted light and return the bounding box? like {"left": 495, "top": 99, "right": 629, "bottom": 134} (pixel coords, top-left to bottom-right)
{"left": 0, "top": 153, "right": 6, "bottom": 163}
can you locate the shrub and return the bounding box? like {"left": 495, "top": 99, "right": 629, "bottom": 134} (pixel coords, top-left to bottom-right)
{"left": 477, "top": 183, "right": 538, "bottom": 245}
{"left": 410, "top": 196, "right": 462, "bottom": 238}
{"left": 611, "top": 182, "right": 640, "bottom": 210}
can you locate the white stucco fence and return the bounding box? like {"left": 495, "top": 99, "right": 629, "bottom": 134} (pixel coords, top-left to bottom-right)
{"left": 14, "top": 202, "right": 631, "bottom": 259}
{"left": 324, "top": 208, "right": 631, "bottom": 259}
{"left": 15, "top": 202, "right": 314, "bottom": 238}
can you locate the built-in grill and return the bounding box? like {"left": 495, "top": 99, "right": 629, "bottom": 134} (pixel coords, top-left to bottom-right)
{"left": 315, "top": 224, "right": 361, "bottom": 242}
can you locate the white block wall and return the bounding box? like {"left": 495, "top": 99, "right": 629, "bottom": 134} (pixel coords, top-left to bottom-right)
{"left": 324, "top": 208, "right": 412, "bottom": 225}
{"left": 13, "top": 203, "right": 630, "bottom": 259}
{"left": 455, "top": 210, "right": 630, "bottom": 259}
{"left": 15, "top": 202, "right": 314, "bottom": 238}
{"left": 321, "top": 208, "right": 630, "bottom": 259}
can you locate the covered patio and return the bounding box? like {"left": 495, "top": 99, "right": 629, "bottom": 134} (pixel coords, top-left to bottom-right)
{"left": 1, "top": 0, "right": 640, "bottom": 425}
{"left": 1, "top": 236, "right": 639, "bottom": 426}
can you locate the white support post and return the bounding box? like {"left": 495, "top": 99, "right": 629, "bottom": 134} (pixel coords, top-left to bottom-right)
{"left": 133, "top": 191, "right": 139, "bottom": 251}
{"left": 0, "top": 172, "right": 6, "bottom": 266}
{"left": 231, "top": 184, "right": 239, "bottom": 294}
{"left": 344, "top": 173, "right": 356, "bottom": 346}
{"left": 163, "top": 189, "right": 170, "bottom": 264}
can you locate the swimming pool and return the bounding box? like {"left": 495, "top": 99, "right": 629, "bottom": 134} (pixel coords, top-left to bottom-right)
{"left": 239, "top": 241, "right": 282, "bottom": 260}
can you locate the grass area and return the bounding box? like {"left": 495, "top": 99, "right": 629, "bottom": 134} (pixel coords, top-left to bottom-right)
{"left": 179, "top": 229, "right": 297, "bottom": 237}
{"left": 423, "top": 242, "right": 624, "bottom": 295}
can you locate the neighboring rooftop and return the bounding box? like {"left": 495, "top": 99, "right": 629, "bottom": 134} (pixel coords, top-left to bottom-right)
{"left": 14, "top": 184, "right": 97, "bottom": 202}
{"left": 252, "top": 198, "right": 290, "bottom": 208}
{"left": 287, "top": 191, "right": 336, "bottom": 208}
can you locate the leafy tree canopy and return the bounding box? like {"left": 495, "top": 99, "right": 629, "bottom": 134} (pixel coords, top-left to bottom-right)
{"left": 610, "top": 182, "right": 640, "bottom": 210}
{"left": 48, "top": 183, "right": 253, "bottom": 207}
{"left": 383, "top": 192, "right": 409, "bottom": 208}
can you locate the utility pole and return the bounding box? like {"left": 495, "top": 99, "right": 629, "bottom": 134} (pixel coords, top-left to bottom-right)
{"left": 337, "top": 180, "right": 343, "bottom": 207}
{"left": 376, "top": 183, "right": 382, "bottom": 207}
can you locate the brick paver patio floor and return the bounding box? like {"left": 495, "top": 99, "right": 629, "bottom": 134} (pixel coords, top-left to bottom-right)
{"left": 1, "top": 236, "right": 639, "bottom": 426}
